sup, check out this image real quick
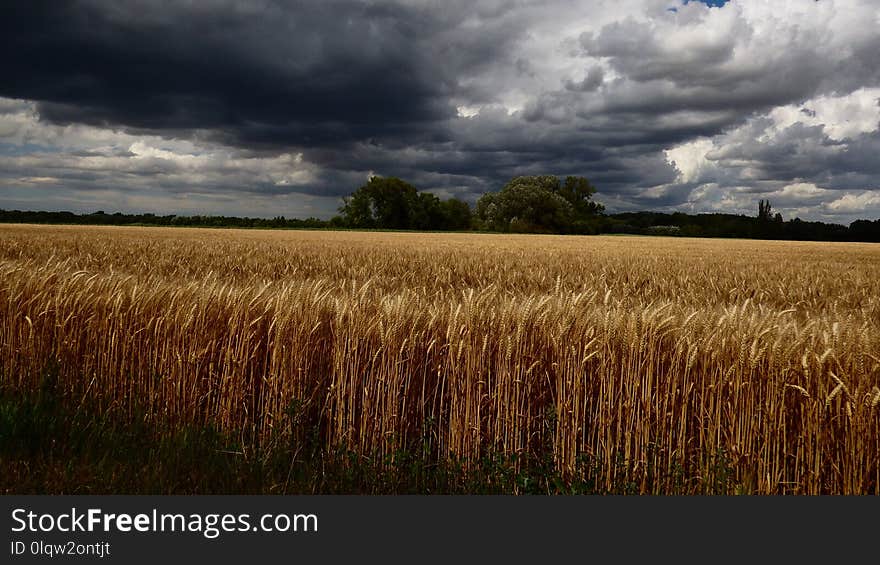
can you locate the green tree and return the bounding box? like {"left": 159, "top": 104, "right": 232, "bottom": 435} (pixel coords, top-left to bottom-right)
{"left": 410, "top": 191, "right": 444, "bottom": 230}
{"left": 439, "top": 198, "right": 472, "bottom": 230}
{"left": 558, "top": 176, "right": 604, "bottom": 216}
{"left": 558, "top": 176, "right": 604, "bottom": 233}
{"left": 475, "top": 175, "right": 603, "bottom": 233}
{"left": 338, "top": 176, "right": 422, "bottom": 229}
{"left": 338, "top": 176, "right": 472, "bottom": 231}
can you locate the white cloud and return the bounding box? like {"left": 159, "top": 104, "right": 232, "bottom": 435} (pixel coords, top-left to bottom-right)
{"left": 775, "top": 183, "right": 828, "bottom": 199}
{"left": 0, "top": 99, "right": 323, "bottom": 215}
{"left": 826, "top": 191, "right": 880, "bottom": 213}
{"left": 665, "top": 138, "right": 715, "bottom": 183}
{"left": 456, "top": 105, "right": 481, "bottom": 118}
{"left": 768, "top": 88, "right": 880, "bottom": 142}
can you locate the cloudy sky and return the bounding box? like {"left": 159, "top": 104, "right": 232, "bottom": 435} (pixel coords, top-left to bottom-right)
{"left": 2, "top": 0, "right": 880, "bottom": 222}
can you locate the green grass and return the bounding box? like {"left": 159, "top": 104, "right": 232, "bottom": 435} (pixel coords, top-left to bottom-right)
{"left": 0, "top": 372, "right": 736, "bottom": 494}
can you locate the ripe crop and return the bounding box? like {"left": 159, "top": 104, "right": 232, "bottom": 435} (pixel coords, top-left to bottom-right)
{"left": 1, "top": 224, "right": 878, "bottom": 494}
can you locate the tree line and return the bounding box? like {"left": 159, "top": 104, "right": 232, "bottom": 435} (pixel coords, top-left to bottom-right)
{"left": 334, "top": 174, "right": 604, "bottom": 233}
{"left": 3, "top": 175, "right": 880, "bottom": 242}
{"left": 0, "top": 209, "right": 328, "bottom": 230}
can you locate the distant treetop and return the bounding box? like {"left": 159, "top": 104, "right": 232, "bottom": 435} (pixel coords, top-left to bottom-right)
{"left": 475, "top": 175, "right": 604, "bottom": 234}
{"left": 335, "top": 176, "right": 471, "bottom": 231}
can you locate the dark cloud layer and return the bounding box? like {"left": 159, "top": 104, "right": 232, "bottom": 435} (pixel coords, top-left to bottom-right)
{"left": 1, "top": 0, "right": 880, "bottom": 221}
{"left": 3, "top": 1, "right": 484, "bottom": 142}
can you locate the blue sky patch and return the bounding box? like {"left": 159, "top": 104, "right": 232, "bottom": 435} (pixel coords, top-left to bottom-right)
{"left": 684, "top": 0, "right": 729, "bottom": 7}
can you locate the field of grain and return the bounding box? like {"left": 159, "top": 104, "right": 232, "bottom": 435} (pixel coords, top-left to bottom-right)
{"left": 1, "top": 224, "right": 878, "bottom": 494}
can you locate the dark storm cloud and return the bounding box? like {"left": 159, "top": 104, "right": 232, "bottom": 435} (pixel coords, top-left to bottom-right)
{"left": 564, "top": 66, "right": 604, "bottom": 92}
{"left": 2, "top": 0, "right": 880, "bottom": 221}
{"left": 567, "top": 7, "right": 877, "bottom": 139}
{"left": 714, "top": 125, "right": 880, "bottom": 190}
{"left": 2, "top": 0, "right": 520, "bottom": 146}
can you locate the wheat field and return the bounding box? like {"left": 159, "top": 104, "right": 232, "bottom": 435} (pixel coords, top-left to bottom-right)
{"left": 1, "top": 224, "right": 878, "bottom": 494}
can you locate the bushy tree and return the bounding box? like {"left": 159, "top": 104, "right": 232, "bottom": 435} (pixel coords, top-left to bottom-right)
{"left": 439, "top": 198, "right": 472, "bottom": 230}
{"left": 337, "top": 176, "right": 472, "bottom": 231}
{"left": 558, "top": 176, "right": 604, "bottom": 216}
{"left": 475, "top": 175, "right": 603, "bottom": 233}
{"left": 410, "top": 191, "right": 444, "bottom": 230}
{"left": 338, "top": 176, "right": 422, "bottom": 229}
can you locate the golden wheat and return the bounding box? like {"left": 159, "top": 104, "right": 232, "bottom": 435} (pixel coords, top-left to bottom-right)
{"left": 1, "top": 224, "right": 878, "bottom": 493}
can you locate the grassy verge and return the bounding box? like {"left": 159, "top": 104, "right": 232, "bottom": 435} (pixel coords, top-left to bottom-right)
{"left": 1, "top": 371, "right": 738, "bottom": 494}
